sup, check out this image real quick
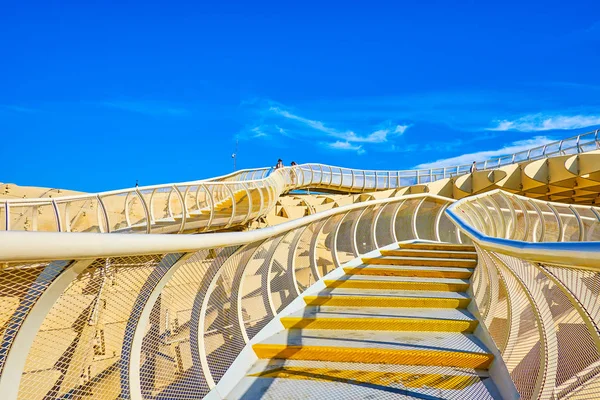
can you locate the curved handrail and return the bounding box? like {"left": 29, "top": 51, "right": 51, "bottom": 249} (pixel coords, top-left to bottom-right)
{"left": 0, "top": 193, "right": 452, "bottom": 262}
{"left": 447, "top": 205, "right": 600, "bottom": 269}
{"left": 2, "top": 130, "right": 599, "bottom": 234}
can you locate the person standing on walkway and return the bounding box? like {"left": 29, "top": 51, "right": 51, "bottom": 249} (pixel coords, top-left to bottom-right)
{"left": 275, "top": 159, "right": 284, "bottom": 169}
{"left": 470, "top": 161, "right": 477, "bottom": 173}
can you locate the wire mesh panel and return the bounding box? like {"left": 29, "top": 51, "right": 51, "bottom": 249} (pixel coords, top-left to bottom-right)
{"left": 202, "top": 246, "right": 255, "bottom": 386}
{"left": 239, "top": 238, "right": 282, "bottom": 340}
{"left": 415, "top": 199, "right": 446, "bottom": 241}
{"left": 374, "top": 203, "right": 398, "bottom": 248}
{"left": 268, "top": 230, "right": 299, "bottom": 313}
{"left": 293, "top": 223, "right": 319, "bottom": 293}
{"left": 487, "top": 253, "right": 542, "bottom": 400}
{"left": 0, "top": 261, "right": 70, "bottom": 375}
{"left": 335, "top": 210, "right": 360, "bottom": 264}
{"left": 473, "top": 249, "right": 600, "bottom": 400}
{"left": 394, "top": 199, "right": 421, "bottom": 242}
{"left": 315, "top": 215, "right": 345, "bottom": 276}
{"left": 16, "top": 255, "right": 165, "bottom": 400}
{"left": 135, "top": 249, "right": 212, "bottom": 399}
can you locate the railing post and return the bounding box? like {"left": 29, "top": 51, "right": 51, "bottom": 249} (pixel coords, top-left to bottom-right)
{"left": 135, "top": 189, "right": 151, "bottom": 234}
{"left": 172, "top": 186, "right": 186, "bottom": 234}
{"left": 387, "top": 171, "right": 391, "bottom": 189}
{"left": 319, "top": 165, "right": 324, "bottom": 186}
{"left": 362, "top": 171, "right": 366, "bottom": 191}
{"left": 4, "top": 201, "right": 9, "bottom": 231}
{"left": 52, "top": 199, "right": 62, "bottom": 232}
{"left": 97, "top": 195, "right": 110, "bottom": 233}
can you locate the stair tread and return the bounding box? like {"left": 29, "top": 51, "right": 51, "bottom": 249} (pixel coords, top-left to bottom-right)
{"left": 365, "top": 256, "right": 477, "bottom": 263}
{"left": 247, "top": 359, "right": 490, "bottom": 377}
{"left": 228, "top": 374, "right": 500, "bottom": 399}
{"left": 332, "top": 275, "right": 470, "bottom": 285}
{"left": 385, "top": 248, "right": 478, "bottom": 256}
{"left": 256, "top": 329, "right": 491, "bottom": 354}
{"left": 400, "top": 243, "right": 476, "bottom": 251}
{"left": 228, "top": 360, "right": 500, "bottom": 400}
{"left": 347, "top": 265, "right": 474, "bottom": 273}
{"left": 311, "top": 288, "right": 470, "bottom": 299}
{"left": 285, "top": 306, "right": 476, "bottom": 321}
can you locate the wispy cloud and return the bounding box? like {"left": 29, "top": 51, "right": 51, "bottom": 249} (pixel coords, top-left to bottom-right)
{"left": 326, "top": 141, "right": 365, "bottom": 154}
{"left": 414, "top": 136, "right": 555, "bottom": 169}
{"left": 267, "top": 105, "right": 410, "bottom": 153}
{"left": 394, "top": 124, "right": 409, "bottom": 134}
{"left": 250, "top": 126, "right": 268, "bottom": 138}
{"left": 488, "top": 113, "right": 600, "bottom": 132}
{"left": 100, "top": 101, "right": 189, "bottom": 116}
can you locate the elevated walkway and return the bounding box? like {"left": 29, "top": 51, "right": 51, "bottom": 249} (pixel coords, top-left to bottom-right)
{"left": 229, "top": 243, "right": 504, "bottom": 399}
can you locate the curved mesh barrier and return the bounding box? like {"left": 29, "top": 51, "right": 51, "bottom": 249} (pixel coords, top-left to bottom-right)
{"left": 448, "top": 189, "right": 600, "bottom": 399}
{"left": 0, "top": 194, "right": 458, "bottom": 400}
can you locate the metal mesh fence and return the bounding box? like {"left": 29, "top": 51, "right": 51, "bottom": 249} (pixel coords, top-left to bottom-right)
{"left": 474, "top": 249, "right": 600, "bottom": 399}
{"left": 0, "top": 194, "right": 460, "bottom": 399}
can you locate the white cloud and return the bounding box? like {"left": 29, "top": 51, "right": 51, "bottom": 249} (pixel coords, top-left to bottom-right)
{"left": 250, "top": 126, "right": 268, "bottom": 138}
{"left": 269, "top": 106, "right": 409, "bottom": 144}
{"left": 488, "top": 113, "right": 600, "bottom": 132}
{"left": 327, "top": 141, "right": 363, "bottom": 150}
{"left": 394, "top": 124, "right": 409, "bottom": 134}
{"left": 414, "top": 136, "right": 555, "bottom": 169}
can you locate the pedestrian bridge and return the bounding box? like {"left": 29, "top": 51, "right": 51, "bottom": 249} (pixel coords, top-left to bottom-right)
{"left": 2, "top": 133, "right": 600, "bottom": 399}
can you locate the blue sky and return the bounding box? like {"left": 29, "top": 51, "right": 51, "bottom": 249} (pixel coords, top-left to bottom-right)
{"left": 2, "top": 1, "right": 600, "bottom": 192}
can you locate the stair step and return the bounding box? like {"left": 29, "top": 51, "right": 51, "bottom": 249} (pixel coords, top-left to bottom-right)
{"left": 304, "top": 288, "right": 471, "bottom": 308}
{"left": 381, "top": 248, "right": 478, "bottom": 259}
{"left": 253, "top": 329, "right": 493, "bottom": 369}
{"left": 325, "top": 276, "right": 470, "bottom": 292}
{"left": 344, "top": 265, "right": 473, "bottom": 279}
{"left": 362, "top": 256, "right": 477, "bottom": 268}
{"left": 400, "top": 243, "right": 476, "bottom": 252}
{"left": 227, "top": 359, "right": 501, "bottom": 399}
{"left": 281, "top": 306, "right": 478, "bottom": 332}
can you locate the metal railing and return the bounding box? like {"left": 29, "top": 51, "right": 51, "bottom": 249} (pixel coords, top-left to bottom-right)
{"left": 2, "top": 130, "right": 599, "bottom": 234}
{"left": 447, "top": 190, "right": 600, "bottom": 399}
{"left": 0, "top": 194, "right": 458, "bottom": 400}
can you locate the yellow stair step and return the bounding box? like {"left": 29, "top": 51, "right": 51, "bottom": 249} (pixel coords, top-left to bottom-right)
{"left": 304, "top": 288, "right": 471, "bottom": 308}
{"left": 400, "top": 242, "right": 476, "bottom": 252}
{"left": 281, "top": 306, "right": 478, "bottom": 333}
{"left": 381, "top": 248, "right": 478, "bottom": 259}
{"left": 344, "top": 265, "right": 473, "bottom": 279}
{"left": 362, "top": 256, "right": 477, "bottom": 268}
{"left": 325, "top": 276, "right": 470, "bottom": 292}
{"left": 253, "top": 329, "right": 493, "bottom": 369}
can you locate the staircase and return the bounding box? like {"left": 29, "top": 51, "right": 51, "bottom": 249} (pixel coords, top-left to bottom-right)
{"left": 228, "top": 242, "right": 503, "bottom": 399}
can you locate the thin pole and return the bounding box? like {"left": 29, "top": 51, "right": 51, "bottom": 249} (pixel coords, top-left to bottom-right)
{"left": 232, "top": 140, "right": 238, "bottom": 171}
